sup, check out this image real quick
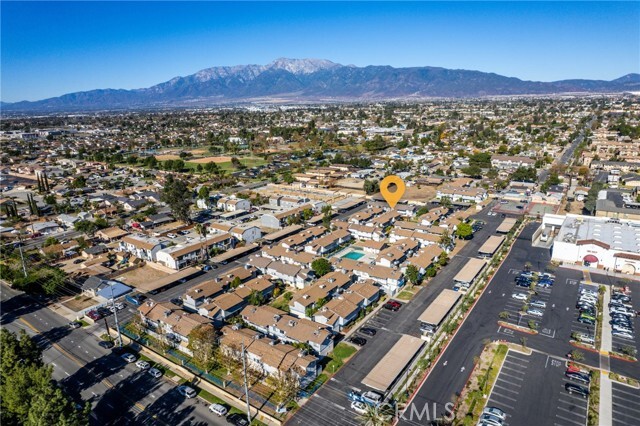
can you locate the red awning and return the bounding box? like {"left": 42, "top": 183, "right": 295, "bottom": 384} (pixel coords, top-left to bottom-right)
{"left": 583, "top": 255, "right": 598, "bottom": 263}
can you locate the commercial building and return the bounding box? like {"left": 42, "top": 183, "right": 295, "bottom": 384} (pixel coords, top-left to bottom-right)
{"left": 543, "top": 213, "right": 640, "bottom": 275}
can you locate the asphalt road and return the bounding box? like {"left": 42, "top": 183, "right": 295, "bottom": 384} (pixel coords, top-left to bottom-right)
{"left": 539, "top": 116, "right": 594, "bottom": 184}
{"left": 0, "top": 284, "right": 226, "bottom": 426}
{"left": 288, "top": 202, "right": 508, "bottom": 426}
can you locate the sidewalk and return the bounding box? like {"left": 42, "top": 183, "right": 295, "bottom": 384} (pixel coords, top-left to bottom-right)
{"left": 601, "top": 286, "right": 613, "bottom": 353}
{"left": 560, "top": 263, "right": 640, "bottom": 282}
{"left": 599, "top": 373, "right": 613, "bottom": 426}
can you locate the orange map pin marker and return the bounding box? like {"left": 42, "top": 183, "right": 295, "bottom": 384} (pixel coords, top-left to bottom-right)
{"left": 380, "top": 175, "right": 405, "bottom": 208}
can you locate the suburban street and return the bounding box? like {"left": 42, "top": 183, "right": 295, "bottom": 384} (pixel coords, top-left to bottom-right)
{"left": 0, "top": 283, "right": 225, "bottom": 426}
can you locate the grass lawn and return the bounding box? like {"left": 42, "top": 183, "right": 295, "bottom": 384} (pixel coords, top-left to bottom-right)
{"left": 270, "top": 292, "right": 292, "bottom": 312}
{"left": 396, "top": 290, "right": 415, "bottom": 301}
{"left": 185, "top": 157, "right": 267, "bottom": 171}
{"left": 325, "top": 343, "right": 358, "bottom": 374}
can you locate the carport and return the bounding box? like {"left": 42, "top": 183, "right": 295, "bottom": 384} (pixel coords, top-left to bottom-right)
{"left": 496, "top": 217, "right": 518, "bottom": 234}
{"left": 453, "top": 258, "right": 487, "bottom": 288}
{"left": 361, "top": 334, "right": 424, "bottom": 392}
{"left": 478, "top": 235, "right": 505, "bottom": 257}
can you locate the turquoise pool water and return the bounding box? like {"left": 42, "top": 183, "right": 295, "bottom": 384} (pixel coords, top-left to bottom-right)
{"left": 342, "top": 251, "right": 364, "bottom": 260}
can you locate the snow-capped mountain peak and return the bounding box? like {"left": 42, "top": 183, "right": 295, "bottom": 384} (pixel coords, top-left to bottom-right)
{"left": 266, "top": 58, "right": 340, "bottom": 74}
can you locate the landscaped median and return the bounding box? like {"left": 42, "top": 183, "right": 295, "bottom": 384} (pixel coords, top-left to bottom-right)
{"left": 452, "top": 342, "right": 512, "bottom": 426}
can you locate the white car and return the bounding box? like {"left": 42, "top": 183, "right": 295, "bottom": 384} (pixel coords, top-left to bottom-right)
{"left": 512, "top": 293, "right": 528, "bottom": 301}
{"left": 612, "top": 330, "right": 634, "bottom": 340}
{"left": 482, "top": 407, "right": 506, "bottom": 421}
{"left": 167, "top": 233, "right": 177, "bottom": 239}
{"left": 148, "top": 367, "right": 162, "bottom": 378}
{"left": 135, "top": 360, "right": 150, "bottom": 370}
{"left": 121, "top": 353, "right": 137, "bottom": 363}
{"left": 527, "top": 309, "right": 544, "bottom": 317}
{"left": 114, "top": 302, "right": 125, "bottom": 310}
{"left": 177, "top": 385, "right": 197, "bottom": 398}
{"left": 351, "top": 401, "right": 368, "bottom": 414}
{"left": 208, "top": 403, "right": 228, "bottom": 416}
{"left": 529, "top": 299, "right": 546, "bottom": 309}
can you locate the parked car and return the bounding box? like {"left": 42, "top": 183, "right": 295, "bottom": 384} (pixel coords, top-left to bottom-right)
{"left": 359, "top": 327, "right": 377, "bottom": 336}
{"left": 565, "top": 371, "right": 591, "bottom": 384}
{"left": 99, "top": 340, "right": 114, "bottom": 349}
{"left": 350, "top": 400, "right": 368, "bottom": 414}
{"left": 478, "top": 413, "right": 503, "bottom": 426}
{"left": 167, "top": 233, "right": 177, "bottom": 239}
{"left": 121, "top": 353, "right": 137, "bottom": 363}
{"left": 384, "top": 301, "right": 402, "bottom": 311}
{"left": 226, "top": 413, "right": 250, "bottom": 426}
{"left": 135, "top": 360, "right": 150, "bottom": 370}
{"left": 482, "top": 407, "right": 506, "bottom": 421}
{"left": 86, "top": 310, "right": 102, "bottom": 321}
{"left": 578, "top": 317, "right": 595, "bottom": 326}
{"left": 148, "top": 367, "right": 162, "bottom": 378}
{"left": 208, "top": 403, "right": 228, "bottom": 416}
{"left": 565, "top": 383, "right": 590, "bottom": 398}
{"left": 349, "top": 336, "right": 367, "bottom": 347}
{"left": 170, "top": 298, "right": 184, "bottom": 306}
{"left": 68, "top": 321, "right": 82, "bottom": 329}
{"left": 529, "top": 299, "right": 546, "bottom": 309}
{"left": 177, "top": 385, "right": 197, "bottom": 399}
{"left": 512, "top": 293, "right": 528, "bottom": 301}
{"left": 73, "top": 258, "right": 84, "bottom": 264}
{"left": 527, "top": 309, "right": 544, "bottom": 317}
{"left": 612, "top": 330, "right": 634, "bottom": 340}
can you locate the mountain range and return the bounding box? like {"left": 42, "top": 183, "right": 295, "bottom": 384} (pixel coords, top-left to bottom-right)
{"left": 3, "top": 58, "right": 639, "bottom": 112}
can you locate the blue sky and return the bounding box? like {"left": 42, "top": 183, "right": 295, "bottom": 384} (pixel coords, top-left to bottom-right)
{"left": 2, "top": 1, "right": 639, "bottom": 102}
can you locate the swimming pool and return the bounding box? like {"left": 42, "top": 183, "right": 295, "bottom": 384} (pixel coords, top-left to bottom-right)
{"left": 342, "top": 251, "right": 365, "bottom": 260}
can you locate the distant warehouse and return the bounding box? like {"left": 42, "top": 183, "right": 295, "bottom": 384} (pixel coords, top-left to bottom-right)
{"left": 418, "top": 289, "right": 461, "bottom": 339}
{"left": 453, "top": 258, "right": 487, "bottom": 291}
{"left": 478, "top": 235, "right": 506, "bottom": 258}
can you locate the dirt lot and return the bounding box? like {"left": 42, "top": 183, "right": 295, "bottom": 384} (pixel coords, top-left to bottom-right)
{"left": 335, "top": 178, "right": 364, "bottom": 190}
{"left": 115, "top": 264, "right": 170, "bottom": 287}
{"left": 154, "top": 154, "right": 181, "bottom": 161}
{"left": 404, "top": 184, "right": 437, "bottom": 203}
{"left": 188, "top": 156, "right": 233, "bottom": 164}
{"left": 62, "top": 295, "right": 98, "bottom": 312}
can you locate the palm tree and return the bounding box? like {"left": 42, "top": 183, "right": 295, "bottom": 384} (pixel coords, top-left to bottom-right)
{"left": 194, "top": 223, "right": 208, "bottom": 260}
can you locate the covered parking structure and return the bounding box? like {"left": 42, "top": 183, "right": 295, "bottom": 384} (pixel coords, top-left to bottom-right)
{"left": 418, "top": 289, "right": 461, "bottom": 337}
{"left": 478, "top": 235, "right": 506, "bottom": 258}
{"left": 361, "top": 334, "right": 424, "bottom": 392}
{"left": 453, "top": 258, "right": 487, "bottom": 291}
{"left": 210, "top": 243, "right": 259, "bottom": 264}
{"left": 134, "top": 267, "right": 201, "bottom": 293}
{"left": 496, "top": 217, "right": 518, "bottom": 234}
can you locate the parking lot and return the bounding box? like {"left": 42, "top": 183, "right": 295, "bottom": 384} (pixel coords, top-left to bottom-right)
{"left": 486, "top": 351, "right": 590, "bottom": 426}
{"left": 612, "top": 382, "right": 640, "bottom": 426}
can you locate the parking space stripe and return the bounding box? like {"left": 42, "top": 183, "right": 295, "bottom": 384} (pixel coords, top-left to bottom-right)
{"left": 612, "top": 393, "right": 640, "bottom": 408}
{"left": 557, "top": 403, "right": 587, "bottom": 413}
{"left": 558, "top": 397, "right": 588, "bottom": 408}
{"left": 490, "top": 391, "right": 518, "bottom": 402}
{"left": 612, "top": 387, "right": 640, "bottom": 398}
{"left": 555, "top": 413, "right": 586, "bottom": 426}
{"left": 501, "top": 365, "right": 526, "bottom": 375}
{"left": 557, "top": 407, "right": 587, "bottom": 420}
{"left": 493, "top": 383, "right": 520, "bottom": 394}
{"left": 487, "top": 400, "right": 515, "bottom": 411}
{"left": 612, "top": 412, "right": 640, "bottom": 425}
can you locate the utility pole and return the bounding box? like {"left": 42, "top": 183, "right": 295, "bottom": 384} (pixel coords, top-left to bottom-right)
{"left": 17, "top": 233, "right": 27, "bottom": 278}
{"left": 110, "top": 283, "right": 123, "bottom": 347}
{"left": 241, "top": 342, "right": 252, "bottom": 425}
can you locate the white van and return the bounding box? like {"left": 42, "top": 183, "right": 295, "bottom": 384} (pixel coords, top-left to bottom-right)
{"left": 208, "top": 403, "right": 228, "bottom": 416}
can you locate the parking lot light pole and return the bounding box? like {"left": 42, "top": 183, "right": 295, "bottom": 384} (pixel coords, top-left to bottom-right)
{"left": 109, "top": 283, "right": 123, "bottom": 347}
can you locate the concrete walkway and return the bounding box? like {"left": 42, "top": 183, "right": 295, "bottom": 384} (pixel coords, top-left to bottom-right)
{"left": 601, "top": 286, "right": 613, "bottom": 353}
{"left": 599, "top": 373, "right": 613, "bottom": 426}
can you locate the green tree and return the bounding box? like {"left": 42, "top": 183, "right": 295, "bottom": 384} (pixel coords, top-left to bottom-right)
{"left": 438, "top": 231, "right": 452, "bottom": 248}
{"left": 266, "top": 370, "right": 301, "bottom": 410}
{"left": 230, "top": 276, "right": 242, "bottom": 289}
{"left": 438, "top": 251, "right": 449, "bottom": 267}
{"left": 248, "top": 290, "right": 265, "bottom": 306}
{"left": 363, "top": 179, "right": 379, "bottom": 195}
{"left": 197, "top": 186, "right": 210, "bottom": 200}
{"left": 187, "top": 324, "right": 217, "bottom": 372}
{"left": 161, "top": 175, "right": 193, "bottom": 223}
{"left": 405, "top": 264, "right": 420, "bottom": 285}
{"left": 311, "top": 258, "right": 332, "bottom": 277}
{"left": 43, "top": 237, "right": 59, "bottom": 247}
{"left": 302, "top": 208, "right": 314, "bottom": 221}
{"left": 455, "top": 223, "right": 473, "bottom": 240}
{"left": 0, "top": 329, "right": 89, "bottom": 426}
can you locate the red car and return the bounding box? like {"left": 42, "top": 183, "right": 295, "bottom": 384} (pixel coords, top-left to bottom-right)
{"left": 86, "top": 310, "right": 102, "bottom": 321}
{"left": 384, "top": 300, "right": 402, "bottom": 311}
